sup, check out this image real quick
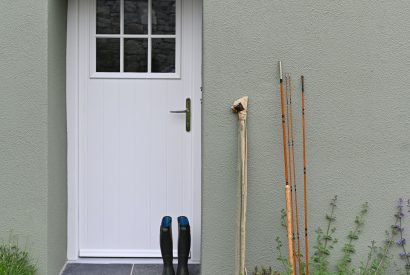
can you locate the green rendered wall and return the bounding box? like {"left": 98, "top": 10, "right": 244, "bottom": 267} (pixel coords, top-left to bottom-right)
{"left": 0, "top": 1, "right": 67, "bottom": 274}
{"left": 47, "top": 0, "right": 68, "bottom": 274}
{"left": 0, "top": 1, "right": 49, "bottom": 274}
{"left": 201, "top": 0, "right": 410, "bottom": 273}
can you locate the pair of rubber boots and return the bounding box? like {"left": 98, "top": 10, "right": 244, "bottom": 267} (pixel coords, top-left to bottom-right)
{"left": 160, "top": 216, "right": 191, "bottom": 275}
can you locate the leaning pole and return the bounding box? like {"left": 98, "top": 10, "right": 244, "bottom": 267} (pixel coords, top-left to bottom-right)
{"left": 232, "top": 96, "right": 249, "bottom": 275}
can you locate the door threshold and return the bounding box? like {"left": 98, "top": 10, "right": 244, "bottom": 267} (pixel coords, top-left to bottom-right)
{"left": 62, "top": 263, "right": 201, "bottom": 275}
{"left": 68, "top": 258, "right": 200, "bottom": 265}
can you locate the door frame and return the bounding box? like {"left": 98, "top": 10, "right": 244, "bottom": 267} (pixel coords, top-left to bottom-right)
{"left": 66, "top": 0, "right": 202, "bottom": 262}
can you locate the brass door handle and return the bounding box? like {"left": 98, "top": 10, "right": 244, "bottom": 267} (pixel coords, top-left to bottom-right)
{"left": 170, "top": 98, "right": 191, "bottom": 132}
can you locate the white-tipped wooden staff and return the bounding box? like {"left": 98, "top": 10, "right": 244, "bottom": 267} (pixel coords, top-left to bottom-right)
{"left": 232, "top": 96, "right": 249, "bottom": 275}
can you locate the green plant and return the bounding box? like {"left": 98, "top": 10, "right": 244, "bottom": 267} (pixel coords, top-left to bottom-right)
{"left": 394, "top": 198, "right": 410, "bottom": 274}
{"left": 260, "top": 197, "right": 410, "bottom": 275}
{"left": 311, "top": 195, "right": 338, "bottom": 274}
{"left": 0, "top": 238, "right": 36, "bottom": 275}
{"left": 252, "top": 266, "right": 280, "bottom": 275}
{"left": 275, "top": 237, "right": 293, "bottom": 275}
{"left": 254, "top": 210, "right": 294, "bottom": 275}
{"left": 277, "top": 196, "right": 370, "bottom": 275}
{"left": 358, "top": 232, "right": 394, "bottom": 275}
{"left": 336, "top": 202, "right": 368, "bottom": 274}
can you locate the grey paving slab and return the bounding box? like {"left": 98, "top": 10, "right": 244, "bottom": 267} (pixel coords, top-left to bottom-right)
{"left": 132, "top": 264, "right": 201, "bottom": 275}
{"left": 62, "top": 264, "right": 132, "bottom": 275}
{"left": 131, "top": 264, "right": 162, "bottom": 275}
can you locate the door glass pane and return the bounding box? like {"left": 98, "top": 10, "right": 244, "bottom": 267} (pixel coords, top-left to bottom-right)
{"left": 152, "top": 0, "right": 175, "bottom": 35}
{"left": 97, "top": 0, "right": 120, "bottom": 34}
{"left": 152, "top": 38, "right": 175, "bottom": 73}
{"left": 124, "top": 0, "right": 148, "bottom": 34}
{"left": 124, "top": 39, "right": 148, "bottom": 72}
{"left": 97, "top": 38, "right": 120, "bottom": 72}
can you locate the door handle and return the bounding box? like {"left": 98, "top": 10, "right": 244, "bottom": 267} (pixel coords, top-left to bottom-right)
{"left": 170, "top": 98, "right": 191, "bottom": 132}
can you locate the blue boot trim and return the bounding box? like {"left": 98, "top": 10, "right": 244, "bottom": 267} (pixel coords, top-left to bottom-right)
{"left": 177, "top": 216, "right": 189, "bottom": 226}
{"left": 161, "top": 216, "right": 172, "bottom": 228}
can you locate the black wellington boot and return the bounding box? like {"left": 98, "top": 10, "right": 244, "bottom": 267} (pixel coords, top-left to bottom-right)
{"left": 160, "top": 216, "right": 175, "bottom": 275}
{"left": 176, "top": 216, "right": 191, "bottom": 275}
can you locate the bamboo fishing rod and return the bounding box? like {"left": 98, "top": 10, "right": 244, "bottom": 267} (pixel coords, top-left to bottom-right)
{"left": 301, "top": 75, "right": 309, "bottom": 275}
{"left": 285, "top": 74, "right": 297, "bottom": 275}
{"left": 278, "top": 62, "right": 295, "bottom": 275}
{"left": 289, "top": 75, "right": 302, "bottom": 274}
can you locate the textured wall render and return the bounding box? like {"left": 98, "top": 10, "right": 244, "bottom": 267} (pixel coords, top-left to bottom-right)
{"left": 202, "top": 0, "right": 410, "bottom": 273}
{"left": 0, "top": 0, "right": 67, "bottom": 274}
{"left": 47, "top": 0, "right": 68, "bottom": 274}
{"left": 0, "top": 1, "right": 48, "bottom": 274}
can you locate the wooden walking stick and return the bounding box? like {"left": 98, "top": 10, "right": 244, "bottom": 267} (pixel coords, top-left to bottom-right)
{"left": 232, "top": 96, "right": 249, "bottom": 275}
{"left": 285, "top": 74, "right": 297, "bottom": 274}
{"left": 301, "top": 76, "right": 309, "bottom": 275}
{"left": 278, "top": 62, "right": 295, "bottom": 275}
{"left": 289, "top": 75, "right": 302, "bottom": 274}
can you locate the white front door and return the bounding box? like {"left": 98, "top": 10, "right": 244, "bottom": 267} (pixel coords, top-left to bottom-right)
{"left": 73, "top": 0, "right": 201, "bottom": 261}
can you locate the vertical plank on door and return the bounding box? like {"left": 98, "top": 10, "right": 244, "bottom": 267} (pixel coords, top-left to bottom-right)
{"left": 102, "top": 79, "right": 121, "bottom": 249}
{"left": 117, "top": 79, "right": 152, "bottom": 249}
{"left": 148, "top": 80, "right": 168, "bottom": 249}
{"left": 117, "top": 80, "right": 138, "bottom": 249}
{"left": 83, "top": 79, "right": 105, "bottom": 249}
{"left": 166, "top": 80, "right": 185, "bottom": 244}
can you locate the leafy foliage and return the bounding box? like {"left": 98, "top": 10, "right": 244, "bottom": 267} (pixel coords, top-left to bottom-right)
{"left": 0, "top": 238, "right": 36, "bottom": 275}
{"left": 311, "top": 195, "right": 338, "bottom": 274}
{"left": 275, "top": 237, "right": 293, "bottom": 275}
{"left": 358, "top": 233, "right": 394, "bottom": 275}
{"left": 253, "top": 197, "right": 410, "bottom": 275}
{"left": 394, "top": 198, "right": 410, "bottom": 275}
{"left": 252, "top": 266, "right": 280, "bottom": 275}
{"left": 336, "top": 202, "right": 368, "bottom": 274}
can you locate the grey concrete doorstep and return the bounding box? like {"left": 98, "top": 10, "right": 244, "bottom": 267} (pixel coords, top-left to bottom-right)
{"left": 132, "top": 264, "right": 201, "bottom": 275}
{"left": 62, "top": 264, "right": 132, "bottom": 275}
{"left": 62, "top": 264, "right": 200, "bottom": 275}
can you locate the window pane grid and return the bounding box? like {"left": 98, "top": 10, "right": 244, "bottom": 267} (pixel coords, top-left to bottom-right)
{"left": 95, "top": 0, "right": 177, "bottom": 75}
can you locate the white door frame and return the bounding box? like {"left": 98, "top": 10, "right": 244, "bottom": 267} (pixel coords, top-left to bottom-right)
{"left": 66, "top": 0, "right": 202, "bottom": 262}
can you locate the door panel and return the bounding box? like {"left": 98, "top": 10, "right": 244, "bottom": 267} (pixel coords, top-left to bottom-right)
{"left": 77, "top": 0, "right": 201, "bottom": 259}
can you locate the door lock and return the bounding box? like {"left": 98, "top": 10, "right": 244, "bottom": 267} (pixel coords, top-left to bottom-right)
{"left": 170, "top": 98, "right": 191, "bottom": 132}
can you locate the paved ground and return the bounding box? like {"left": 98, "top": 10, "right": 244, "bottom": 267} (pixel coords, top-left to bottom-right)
{"left": 62, "top": 264, "right": 201, "bottom": 275}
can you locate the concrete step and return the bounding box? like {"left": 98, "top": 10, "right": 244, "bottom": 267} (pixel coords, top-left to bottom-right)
{"left": 62, "top": 263, "right": 201, "bottom": 275}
